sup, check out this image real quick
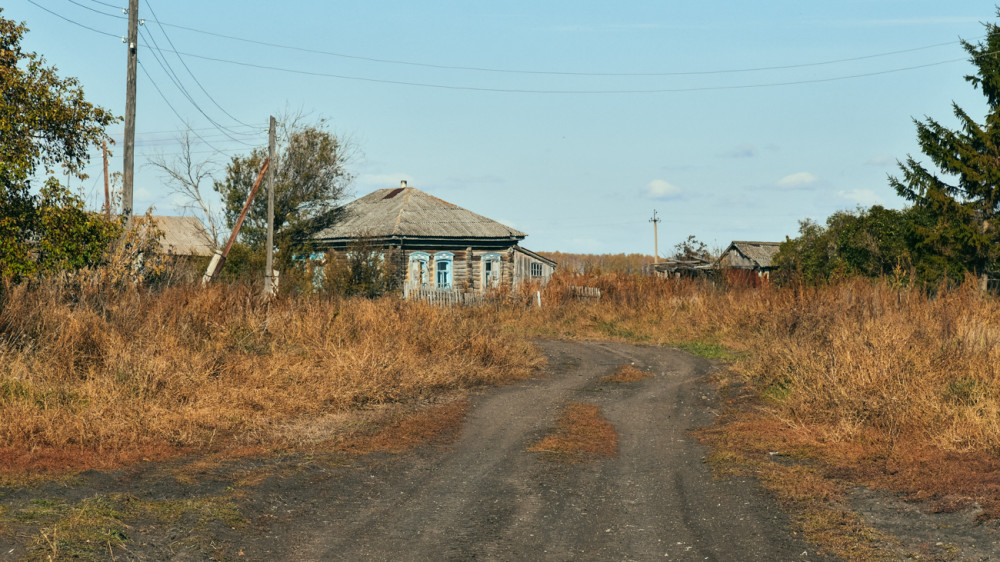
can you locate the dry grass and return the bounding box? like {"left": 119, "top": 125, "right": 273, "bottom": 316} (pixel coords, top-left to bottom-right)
{"left": 336, "top": 399, "right": 469, "bottom": 454}
{"left": 529, "top": 402, "right": 618, "bottom": 462}
{"left": 0, "top": 281, "right": 541, "bottom": 474}
{"left": 601, "top": 363, "right": 654, "bottom": 384}
{"left": 7, "top": 269, "right": 1000, "bottom": 553}
{"left": 506, "top": 274, "right": 1000, "bottom": 505}
{"left": 503, "top": 271, "right": 1000, "bottom": 556}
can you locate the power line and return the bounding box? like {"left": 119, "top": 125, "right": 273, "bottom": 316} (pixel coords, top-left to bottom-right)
{"left": 137, "top": 60, "right": 231, "bottom": 157}
{"left": 122, "top": 8, "right": 978, "bottom": 78}
{"left": 70, "top": 0, "right": 977, "bottom": 79}
{"left": 141, "top": 0, "right": 254, "bottom": 128}
{"left": 30, "top": 1, "right": 983, "bottom": 95}
{"left": 26, "top": 0, "right": 119, "bottom": 38}
{"left": 139, "top": 27, "right": 255, "bottom": 144}
{"left": 156, "top": 47, "right": 974, "bottom": 94}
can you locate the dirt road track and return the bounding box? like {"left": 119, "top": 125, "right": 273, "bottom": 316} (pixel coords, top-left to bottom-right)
{"left": 264, "top": 340, "right": 823, "bottom": 561}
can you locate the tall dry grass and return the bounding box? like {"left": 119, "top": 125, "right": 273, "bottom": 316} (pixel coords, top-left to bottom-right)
{"left": 0, "top": 281, "right": 541, "bottom": 471}
{"left": 509, "top": 273, "right": 1000, "bottom": 466}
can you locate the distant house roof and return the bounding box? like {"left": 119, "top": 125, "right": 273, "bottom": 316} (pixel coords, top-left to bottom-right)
{"left": 150, "top": 215, "right": 214, "bottom": 257}
{"left": 718, "top": 241, "right": 781, "bottom": 269}
{"left": 314, "top": 185, "right": 526, "bottom": 242}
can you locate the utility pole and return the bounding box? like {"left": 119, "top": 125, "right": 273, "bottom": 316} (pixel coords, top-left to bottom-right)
{"left": 264, "top": 116, "right": 276, "bottom": 296}
{"left": 122, "top": 0, "right": 139, "bottom": 222}
{"left": 649, "top": 210, "right": 661, "bottom": 264}
{"left": 102, "top": 140, "right": 110, "bottom": 218}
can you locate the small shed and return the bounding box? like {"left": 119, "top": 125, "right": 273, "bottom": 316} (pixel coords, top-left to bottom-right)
{"left": 149, "top": 216, "right": 215, "bottom": 257}
{"left": 644, "top": 257, "right": 714, "bottom": 278}
{"left": 312, "top": 182, "right": 556, "bottom": 294}
{"left": 717, "top": 241, "right": 781, "bottom": 286}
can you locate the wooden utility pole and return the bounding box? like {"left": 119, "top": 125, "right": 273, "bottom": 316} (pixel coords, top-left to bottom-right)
{"left": 122, "top": 0, "right": 139, "bottom": 222}
{"left": 102, "top": 140, "right": 111, "bottom": 218}
{"left": 264, "top": 116, "right": 276, "bottom": 296}
{"left": 202, "top": 158, "right": 271, "bottom": 284}
{"left": 649, "top": 210, "right": 661, "bottom": 264}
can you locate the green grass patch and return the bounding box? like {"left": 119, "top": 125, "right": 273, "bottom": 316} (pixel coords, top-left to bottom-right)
{"left": 10, "top": 492, "right": 246, "bottom": 560}
{"left": 671, "top": 340, "right": 734, "bottom": 360}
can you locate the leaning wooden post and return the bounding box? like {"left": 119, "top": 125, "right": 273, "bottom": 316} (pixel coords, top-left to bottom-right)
{"left": 202, "top": 158, "right": 270, "bottom": 285}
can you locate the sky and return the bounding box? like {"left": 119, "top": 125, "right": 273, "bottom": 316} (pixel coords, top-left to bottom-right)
{"left": 4, "top": 1, "right": 998, "bottom": 255}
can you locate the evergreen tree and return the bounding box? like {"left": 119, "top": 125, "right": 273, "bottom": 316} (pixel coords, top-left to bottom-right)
{"left": 889, "top": 15, "right": 1000, "bottom": 285}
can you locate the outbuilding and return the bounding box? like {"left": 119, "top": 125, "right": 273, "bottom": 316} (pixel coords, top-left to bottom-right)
{"left": 717, "top": 240, "right": 781, "bottom": 286}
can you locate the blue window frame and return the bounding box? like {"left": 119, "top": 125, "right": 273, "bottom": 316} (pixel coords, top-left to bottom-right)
{"left": 409, "top": 252, "right": 430, "bottom": 285}
{"left": 434, "top": 252, "right": 453, "bottom": 288}
{"left": 482, "top": 252, "right": 501, "bottom": 288}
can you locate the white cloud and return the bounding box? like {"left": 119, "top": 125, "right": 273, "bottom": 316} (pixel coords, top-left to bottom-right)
{"left": 775, "top": 172, "right": 819, "bottom": 189}
{"left": 643, "top": 179, "right": 682, "bottom": 200}
{"left": 838, "top": 189, "right": 883, "bottom": 207}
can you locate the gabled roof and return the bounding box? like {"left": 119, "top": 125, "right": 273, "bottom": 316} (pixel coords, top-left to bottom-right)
{"left": 719, "top": 241, "right": 781, "bottom": 269}
{"left": 314, "top": 186, "right": 526, "bottom": 241}
{"left": 150, "top": 215, "right": 215, "bottom": 257}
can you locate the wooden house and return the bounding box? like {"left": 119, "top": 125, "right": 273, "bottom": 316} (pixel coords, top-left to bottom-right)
{"left": 717, "top": 241, "right": 781, "bottom": 286}
{"left": 312, "top": 182, "right": 556, "bottom": 295}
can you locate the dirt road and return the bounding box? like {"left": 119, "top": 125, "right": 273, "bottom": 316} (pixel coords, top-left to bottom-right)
{"left": 255, "top": 340, "right": 821, "bottom": 561}
{"left": 1, "top": 340, "right": 825, "bottom": 560}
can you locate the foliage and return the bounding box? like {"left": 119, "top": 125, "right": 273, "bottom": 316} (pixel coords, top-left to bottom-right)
{"left": 0, "top": 11, "right": 119, "bottom": 280}
{"left": 672, "top": 234, "right": 713, "bottom": 260}
{"left": 0, "top": 181, "right": 122, "bottom": 280}
{"left": 773, "top": 206, "right": 915, "bottom": 285}
{"left": 213, "top": 118, "right": 352, "bottom": 265}
{"left": 888, "top": 14, "right": 1000, "bottom": 284}
{"left": 324, "top": 236, "right": 401, "bottom": 297}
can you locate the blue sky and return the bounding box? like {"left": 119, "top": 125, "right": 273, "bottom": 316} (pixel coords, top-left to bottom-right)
{"left": 5, "top": 1, "right": 997, "bottom": 255}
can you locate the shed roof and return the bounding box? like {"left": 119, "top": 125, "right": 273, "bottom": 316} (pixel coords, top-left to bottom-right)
{"left": 150, "top": 215, "right": 214, "bottom": 257}
{"left": 719, "top": 241, "right": 781, "bottom": 269}
{"left": 314, "top": 186, "right": 526, "bottom": 241}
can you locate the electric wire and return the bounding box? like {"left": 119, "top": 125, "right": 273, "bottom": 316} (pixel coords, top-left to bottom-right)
{"left": 139, "top": 27, "right": 257, "bottom": 144}
{"left": 158, "top": 47, "right": 974, "bottom": 94}
{"left": 30, "top": 0, "right": 987, "bottom": 94}
{"left": 141, "top": 0, "right": 256, "bottom": 128}
{"left": 137, "top": 60, "right": 232, "bottom": 158}
{"left": 58, "top": 0, "right": 258, "bottom": 134}
{"left": 26, "top": 0, "right": 119, "bottom": 38}
{"left": 78, "top": 0, "right": 976, "bottom": 79}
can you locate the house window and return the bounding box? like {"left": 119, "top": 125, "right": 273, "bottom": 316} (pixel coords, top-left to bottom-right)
{"left": 409, "top": 252, "right": 430, "bottom": 285}
{"left": 482, "top": 253, "right": 501, "bottom": 288}
{"left": 530, "top": 262, "right": 543, "bottom": 278}
{"left": 434, "top": 252, "right": 453, "bottom": 288}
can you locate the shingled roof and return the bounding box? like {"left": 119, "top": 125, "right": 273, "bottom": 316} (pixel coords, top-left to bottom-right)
{"left": 719, "top": 241, "right": 782, "bottom": 269}
{"left": 314, "top": 186, "right": 526, "bottom": 241}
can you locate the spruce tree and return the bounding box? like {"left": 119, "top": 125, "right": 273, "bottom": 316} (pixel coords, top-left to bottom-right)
{"left": 889, "top": 15, "right": 1000, "bottom": 286}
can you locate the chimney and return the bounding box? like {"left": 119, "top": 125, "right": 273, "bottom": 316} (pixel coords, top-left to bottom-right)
{"left": 401, "top": 180, "right": 407, "bottom": 188}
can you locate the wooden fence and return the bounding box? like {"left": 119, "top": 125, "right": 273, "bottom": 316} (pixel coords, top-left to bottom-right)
{"left": 568, "top": 285, "right": 601, "bottom": 299}
{"left": 405, "top": 286, "right": 487, "bottom": 307}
